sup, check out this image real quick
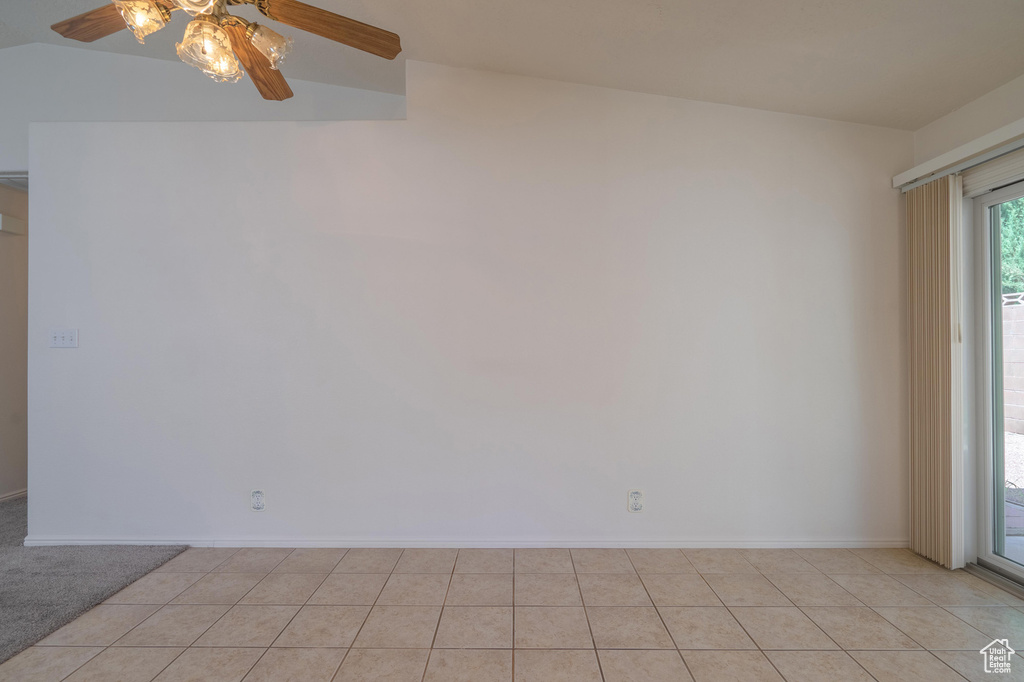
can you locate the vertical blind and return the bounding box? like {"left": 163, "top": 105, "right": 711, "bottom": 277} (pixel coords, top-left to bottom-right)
{"left": 907, "top": 175, "right": 963, "bottom": 569}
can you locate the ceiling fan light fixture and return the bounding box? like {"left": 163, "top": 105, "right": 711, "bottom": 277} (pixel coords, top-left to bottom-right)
{"left": 170, "top": 0, "right": 218, "bottom": 16}
{"left": 52, "top": 0, "right": 401, "bottom": 101}
{"left": 249, "top": 24, "right": 292, "bottom": 70}
{"left": 176, "top": 17, "right": 244, "bottom": 83}
{"left": 112, "top": 0, "right": 169, "bottom": 44}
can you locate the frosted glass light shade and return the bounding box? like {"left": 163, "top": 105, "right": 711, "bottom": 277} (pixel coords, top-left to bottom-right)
{"left": 176, "top": 19, "right": 244, "bottom": 83}
{"left": 250, "top": 25, "right": 292, "bottom": 70}
{"left": 170, "top": 0, "right": 217, "bottom": 15}
{"left": 113, "top": 0, "right": 167, "bottom": 44}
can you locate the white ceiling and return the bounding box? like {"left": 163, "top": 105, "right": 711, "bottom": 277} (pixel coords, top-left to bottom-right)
{"left": 4, "top": 0, "right": 1024, "bottom": 130}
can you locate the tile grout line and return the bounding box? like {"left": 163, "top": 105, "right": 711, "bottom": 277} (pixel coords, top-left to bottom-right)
{"left": 324, "top": 561, "right": 390, "bottom": 682}
{"left": 145, "top": 647, "right": 189, "bottom": 682}
{"left": 105, "top": 570, "right": 205, "bottom": 607}
{"left": 96, "top": 547, "right": 247, "bottom": 641}
{"left": 860, "top": 601, "right": 985, "bottom": 679}
{"left": 511, "top": 549, "right": 516, "bottom": 682}
{"left": 792, "top": 553, "right": 973, "bottom": 680}
{"left": 420, "top": 549, "right": 456, "bottom": 682}
{"left": 112, "top": 582, "right": 233, "bottom": 673}
{"left": 782, "top": 553, "right": 883, "bottom": 681}
{"left": 28, "top": 546, "right": 1024, "bottom": 681}
{"left": 626, "top": 548, "right": 697, "bottom": 681}
{"left": 310, "top": 547, "right": 359, "bottom": 682}
{"left": 760, "top": 568, "right": 865, "bottom": 609}
{"left": 571, "top": 549, "right": 607, "bottom": 682}
{"left": 720, "top": 599, "right": 786, "bottom": 679}
{"left": 789, "top": 595, "right": 901, "bottom": 680}
{"left": 244, "top": 548, "right": 337, "bottom": 679}
{"left": 790, "top": 600, "right": 911, "bottom": 682}
{"left": 678, "top": 550, "right": 757, "bottom": 676}
{"left": 53, "top": 547, "right": 246, "bottom": 682}
{"left": 172, "top": 548, "right": 293, "bottom": 680}
{"left": 182, "top": 548, "right": 294, "bottom": 664}
{"left": 756, "top": 569, "right": 880, "bottom": 681}
{"left": 933, "top": 600, "right": 1019, "bottom": 644}
{"left": 155, "top": 547, "right": 241, "bottom": 574}
{"left": 80, "top": 567, "right": 212, "bottom": 681}
{"left": 152, "top": 548, "right": 291, "bottom": 679}
{"left": 52, "top": 648, "right": 102, "bottom": 682}
{"left": 744, "top": 547, "right": 973, "bottom": 679}
{"left": 234, "top": 648, "right": 270, "bottom": 682}
{"left": 695, "top": 550, "right": 840, "bottom": 681}
{"left": 335, "top": 547, "right": 405, "bottom": 679}
{"left": 867, "top": 597, "right": 993, "bottom": 646}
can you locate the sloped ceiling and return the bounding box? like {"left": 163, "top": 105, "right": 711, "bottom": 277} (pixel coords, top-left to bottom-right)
{"left": 5, "top": 0, "right": 1024, "bottom": 129}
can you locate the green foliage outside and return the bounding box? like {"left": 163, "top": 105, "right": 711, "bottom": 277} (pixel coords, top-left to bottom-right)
{"left": 1002, "top": 197, "right": 1024, "bottom": 294}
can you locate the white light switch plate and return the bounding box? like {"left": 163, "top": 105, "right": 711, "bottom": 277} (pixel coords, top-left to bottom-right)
{"left": 49, "top": 329, "right": 78, "bottom": 348}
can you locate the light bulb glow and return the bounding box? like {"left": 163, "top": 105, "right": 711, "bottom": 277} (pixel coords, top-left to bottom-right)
{"left": 112, "top": 0, "right": 167, "bottom": 44}
{"left": 176, "top": 19, "right": 244, "bottom": 83}
{"left": 170, "top": 0, "right": 217, "bottom": 16}
{"left": 249, "top": 25, "right": 292, "bottom": 70}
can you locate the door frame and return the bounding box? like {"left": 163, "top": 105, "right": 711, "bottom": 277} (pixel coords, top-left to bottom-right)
{"left": 976, "top": 180, "right": 1024, "bottom": 579}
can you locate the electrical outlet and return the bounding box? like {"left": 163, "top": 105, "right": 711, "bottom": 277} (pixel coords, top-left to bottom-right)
{"left": 251, "top": 489, "right": 266, "bottom": 512}
{"left": 49, "top": 329, "right": 78, "bottom": 348}
{"left": 627, "top": 489, "right": 644, "bottom": 513}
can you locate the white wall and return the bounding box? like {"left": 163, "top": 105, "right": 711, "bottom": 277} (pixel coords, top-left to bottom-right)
{"left": 0, "top": 43, "right": 406, "bottom": 171}
{"left": 914, "top": 73, "right": 1024, "bottom": 165}
{"left": 0, "top": 185, "right": 28, "bottom": 499}
{"left": 27, "top": 61, "right": 914, "bottom": 546}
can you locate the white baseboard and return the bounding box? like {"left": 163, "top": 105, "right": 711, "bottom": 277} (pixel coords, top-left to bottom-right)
{"left": 0, "top": 489, "right": 26, "bottom": 502}
{"left": 22, "top": 536, "right": 910, "bottom": 549}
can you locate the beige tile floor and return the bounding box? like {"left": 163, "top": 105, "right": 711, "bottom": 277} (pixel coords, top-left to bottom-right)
{"left": 2, "top": 547, "right": 1023, "bottom": 681}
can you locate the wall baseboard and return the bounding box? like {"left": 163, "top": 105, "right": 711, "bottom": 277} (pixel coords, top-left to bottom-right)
{"left": 0, "top": 489, "right": 26, "bottom": 502}
{"left": 22, "top": 536, "right": 910, "bottom": 549}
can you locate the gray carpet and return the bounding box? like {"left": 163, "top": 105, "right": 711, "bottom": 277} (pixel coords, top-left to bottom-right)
{"left": 0, "top": 496, "right": 27, "bottom": 547}
{"left": 0, "top": 496, "right": 186, "bottom": 663}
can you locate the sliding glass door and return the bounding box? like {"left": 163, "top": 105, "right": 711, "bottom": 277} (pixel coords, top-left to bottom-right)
{"left": 980, "top": 181, "right": 1024, "bottom": 578}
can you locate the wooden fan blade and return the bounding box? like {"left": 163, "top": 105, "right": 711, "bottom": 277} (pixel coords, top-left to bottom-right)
{"left": 51, "top": 4, "right": 127, "bottom": 42}
{"left": 224, "top": 24, "right": 294, "bottom": 101}
{"left": 257, "top": 0, "right": 401, "bottom": 60}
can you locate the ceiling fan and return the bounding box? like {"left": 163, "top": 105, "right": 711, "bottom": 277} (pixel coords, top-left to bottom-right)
{"left": 51, "top": 0, "right": 402, "bottom": 101}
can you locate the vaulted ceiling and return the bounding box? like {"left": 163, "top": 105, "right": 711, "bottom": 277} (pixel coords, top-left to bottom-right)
{"left": 4, "top": 0, "right": 1024, "bottom": 129}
